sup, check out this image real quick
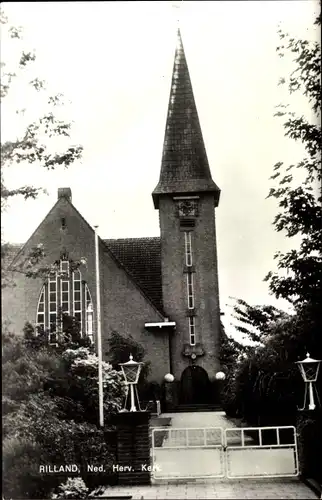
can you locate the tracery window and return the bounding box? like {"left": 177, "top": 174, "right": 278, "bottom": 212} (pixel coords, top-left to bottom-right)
{"left": 36, "top": 259, "right": 93, "bottom": 343}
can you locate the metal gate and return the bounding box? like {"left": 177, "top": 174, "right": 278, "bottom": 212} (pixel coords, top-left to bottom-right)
{"left": 152, "top": 427, "right": 225, "bottom": 479}
{"left": 151, "top": 425, "right": 298, "bottom": 480}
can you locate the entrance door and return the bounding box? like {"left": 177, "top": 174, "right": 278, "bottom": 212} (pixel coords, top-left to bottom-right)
{"left": 180, "top": 365, "right": 212, "bottom": 405}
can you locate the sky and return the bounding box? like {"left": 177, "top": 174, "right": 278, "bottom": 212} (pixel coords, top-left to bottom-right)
{"left": 1, "top": 1, "right": 320, "bottom": 338}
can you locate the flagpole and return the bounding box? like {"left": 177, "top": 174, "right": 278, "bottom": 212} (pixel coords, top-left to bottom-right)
{"left": 94, "top": 225, "right": 104, "bottom": 428}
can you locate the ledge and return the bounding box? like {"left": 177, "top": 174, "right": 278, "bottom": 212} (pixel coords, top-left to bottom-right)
{"left": 145, "top": 321, "right": 176, "bottom": 329}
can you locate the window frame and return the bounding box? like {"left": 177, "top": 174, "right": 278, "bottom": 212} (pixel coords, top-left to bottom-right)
{"left": 188, "top": 316, "right": 196, "bottom": 346}
{"left": 184, "top": 231, "right": 193, "bottom": 267}
{"left": 186, "top": 272, "right": 194, "bottom": 309}
{"left": 36, "top": 261, "right": 93, "bottom": 343}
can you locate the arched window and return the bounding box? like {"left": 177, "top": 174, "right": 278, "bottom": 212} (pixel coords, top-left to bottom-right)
{"left": 36, "top": 259, "right": 94, "bottom": 343}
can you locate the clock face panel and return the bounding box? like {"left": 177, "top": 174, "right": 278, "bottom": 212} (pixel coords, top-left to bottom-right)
{"left": 177, "top": 199, "right": 199, "bottom": 218}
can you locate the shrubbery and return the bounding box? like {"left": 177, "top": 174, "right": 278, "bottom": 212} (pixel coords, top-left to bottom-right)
{"left": 106, "top": 329, "right": 159, "bottom": 407}
{"left": 297, "top": 412, "right": 322, "bottom": 484}
{"left": 2, "top": 327, "right": 125, "bottom": 499}
{"left": 51, "top": 478, "right": 90, "bottom": 499}
{"left": 106, "top": 329, "right": 150, "bottom": 381}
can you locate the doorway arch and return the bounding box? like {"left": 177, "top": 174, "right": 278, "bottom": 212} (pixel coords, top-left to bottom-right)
{"left": 179, "top": 365, "right": 212, "bottom": 405}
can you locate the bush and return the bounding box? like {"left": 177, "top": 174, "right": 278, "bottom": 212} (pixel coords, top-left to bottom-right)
{"left": 223, "top": 346, "right": 301, "bottom": 426}
{"left": 3, "top": 436, "right": 56, "bottom": 500}
{"left": 3, "top": 416, "right": 116, "bottom": 499}
{"left": 53, "top": 347, "right": 125, "bottom": 425}
{"left": 106, "top": 330, "right": 150, "bottom": 381}
{"left": 139, "top": 380, "right": 161, "bottom": 403}
{"left": 297, "top": 411, "right": 322, "bottom": 484}
{"left": 52, "top": 477, "right": 89, "bottom": 499}
{"left": 221, "top": 373, "right": 241, "bottom": 418}
{"left": 2, "top": 332, "right": 124, "bottom": 498}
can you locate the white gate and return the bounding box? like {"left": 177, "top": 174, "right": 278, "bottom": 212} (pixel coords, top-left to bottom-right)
{"left": 225, "top": 426, "right": 299, "bottom": 479}
{"left": 152, "top": 427, "right": 225, "bottom": 479}
{"left": 151, "top": 425, "right": 298, "bottom": 480}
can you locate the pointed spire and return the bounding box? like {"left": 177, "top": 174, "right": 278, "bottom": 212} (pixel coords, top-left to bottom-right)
{"left": 153, "top": 29, "right": 220, "bottom": 209}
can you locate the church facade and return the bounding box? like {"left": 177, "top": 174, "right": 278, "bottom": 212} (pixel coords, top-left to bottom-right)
{"left": 2, "top": 31, "right": 222, "bottom": 405}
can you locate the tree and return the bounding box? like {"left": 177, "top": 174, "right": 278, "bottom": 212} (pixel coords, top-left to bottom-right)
{"left": 265, "top": 9, "right": 321, "bottom": 314}
{"left": 106, "top": 330, "right": 150, "bottom": 379}
{"left": 229, "top": 298, "right": 291, "bottom": 345}
{"left": 2, "top": 329, "right": 124, "bottom": 499}
{"left": 1, "top": 8, "right": 83, "bottom": 207}
{"left": 219, "top": 320, "right": 249, "bottom": 369}
{"left": 1, "top": 9, "right": 83, "bottom": 286}
{"left": 224, "top": 7, "right": 322, "bottom": 425}
{"left": 230, "top": 6, "right": 321, "bottom": 358}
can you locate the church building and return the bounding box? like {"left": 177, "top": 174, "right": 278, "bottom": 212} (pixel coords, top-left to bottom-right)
{"left": 2, "top": 30, "right": 222, "bottom": 406}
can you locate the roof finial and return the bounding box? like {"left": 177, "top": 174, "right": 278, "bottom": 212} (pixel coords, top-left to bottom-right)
{"left": 152, "top": 2, "right": 221, "bottom": 210}
{"left": 172, "top": 1, "right": 182, "bottom": 31}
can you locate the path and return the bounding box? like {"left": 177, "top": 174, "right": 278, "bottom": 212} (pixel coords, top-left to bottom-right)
{"left": 160, "top": 410, "right": 239, "bottom": 429}
{"left": 159, "top": 410, "right": 252, "bottom": 445}
{"left": 102, "top": 478, "right": 317, "bottom": 499}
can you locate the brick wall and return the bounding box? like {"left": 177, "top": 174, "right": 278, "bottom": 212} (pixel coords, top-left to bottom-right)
{"left": 158, "top": 193, "right": 221, "bottom": 381}
{"left": 2, "top": 196, "right": 170, "bottom": 384}
{"left": 114, "top": 411, "right": 151, "bottom": 485}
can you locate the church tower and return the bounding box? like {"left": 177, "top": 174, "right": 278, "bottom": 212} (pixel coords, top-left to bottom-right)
{"left": 152, "top": 30, "right": 221, "bottom": 404}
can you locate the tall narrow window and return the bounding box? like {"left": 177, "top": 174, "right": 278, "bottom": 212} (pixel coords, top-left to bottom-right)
{"left": 187, "top": 273, "right": 194, "bottom": 309}
{"left": 60, "top": 260, "right": 70, "bottom": 314}
{"left": 73, "top": 269, "right": 82, "bottom": 331}
{"left": 86, "top": 286, "right": 93, "bottom": 344}
{"left": 48, "top": 272, "right": 57, "bottom": 333}
{"left": 189, "top": 316, "right": 196, "bottom": 346}
{"left": 36, "top": 288, "right": 46, "bottom": 333}
{"left": 184, "top": 231, "right": 192, "bottom": 267}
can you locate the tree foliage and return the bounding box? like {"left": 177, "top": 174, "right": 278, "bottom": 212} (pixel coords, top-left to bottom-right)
{"left": 265, "top": 11, "right": 321, "bottom": 309}
{"left": 230, "top": 298, "right": 291, "bottom": 345}
{"left": 224, "top": 7, "right": 322, "bottom": 430}
{"left": 1, "top": 8, "right": 83, "bottom": 208}
{"left": 1, "top": 9, "right": 84, "bottom": 289}
{"left": 219, "top": 321, "right": 249, "bottom": 368}
{"left": 106, "top": 330, "right": 150, "bottom": 380}
{"left": 2, "top": 328, "right": 124, "bottom": 499}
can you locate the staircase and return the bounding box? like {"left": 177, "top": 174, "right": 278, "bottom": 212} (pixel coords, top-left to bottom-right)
{"left": 169, "top": 403, "right": 222, "bottom": 413}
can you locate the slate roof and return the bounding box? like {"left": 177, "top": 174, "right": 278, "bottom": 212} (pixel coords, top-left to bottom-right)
{"left": 104, "top": 237, "right": 163, "bottom": 315}
{"left": 153, "top": 29, "right": 220, "bottom": 209}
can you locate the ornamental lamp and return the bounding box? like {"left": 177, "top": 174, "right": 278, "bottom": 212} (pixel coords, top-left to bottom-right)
{"left": 119, "top": 354, "right": 144, "bottom": 412}
{"left": 164, "top": 373, "right": 174, "bottom": 383}
{"left": 296, "top": 353, "right": 321, "bottom": 411}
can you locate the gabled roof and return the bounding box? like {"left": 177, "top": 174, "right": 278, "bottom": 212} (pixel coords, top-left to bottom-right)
{"left": 3, "top": 234, "right": 164, "bottom": 317}
{"left": 104, "top": 237, "right": 163, "bottom": 315}
{"left": 152, "top": 29, "right": 220, "bottom": 209}
{"left": 2, "top": 188, "right": 164, "bottom": 317}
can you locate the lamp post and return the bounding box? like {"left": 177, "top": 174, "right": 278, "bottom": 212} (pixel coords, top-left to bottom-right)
{"left": 296, "top": 353, "right": 321, "bottom": 411}
{"left": 119, "top": 354, "right": 143, "bottom": 412}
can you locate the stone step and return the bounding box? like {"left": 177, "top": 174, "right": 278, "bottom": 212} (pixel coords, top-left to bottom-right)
{"left": 171, "top": 404, "right": 223, "bottom": 413}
